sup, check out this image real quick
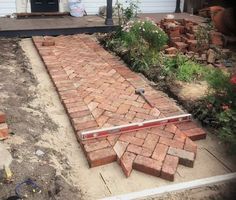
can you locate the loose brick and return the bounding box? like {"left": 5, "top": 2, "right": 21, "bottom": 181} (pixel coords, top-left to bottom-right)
{"left": 120, "top": 152, "right": 136, "bottom": 177}
{"left": 159, "top": 137, "right": 184, "bottom": 149}
{"left": 168, "top": 147, "right": 194, "bottom": 167}
{"left": 119, "top": 134, "right": 144, "bottom": 146}
{"left": 182, "top": 128, "right": 206, "bottom": 141}
{"left": 152, "top": 143, "right": 168, "bottom": 162}
{"left": 184, "top": 138, "right": 197, "bottom": 156}
{"left": 127, "top": 144, "right": 142, "bottom": 155}
{"left": 161, "top": 155, "right": 179, "bottom": 181}
{"left": 84, "top": 140, "right": 110, "bottom": 153}
{"left": 133, "top": 155, "right": 162, "bottom": 177}
{"left": 113, "top": 140, "right": 129, "bottom": 159}
{"left": 176, "top": 121, "right": 198, "bottom": 131}
{"left": 87, "top": 147, "right": 117, "bottom": 167}
{"left": 0, "top": 112, "right": 6, "bottom": 123}
{"left": 142, "top": 134, "right": 159, "bottom": 151}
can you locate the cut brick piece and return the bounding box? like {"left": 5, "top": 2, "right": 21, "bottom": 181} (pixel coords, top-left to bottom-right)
{"left": 113, "top": 140, "right": 129, "bottom": 159}
{"left": 168, "top": 147, "right": 194, "bottom": 167}
{"left": 161, "top": 155, "right": 179, "bottom": 181}
{"left": 107, "top": 134, "right": 120, "bottom": 146}
{"left": 142, "top": 134, "right": 159, "bottom": 151}
{"left": 0, "top": 112, "right": 6, "bottom": 123}
{"left": 164, "top": 124, "right": 177, "bottom": 133}
{"left": 184, "top": 138, "right": 197, "bottom": 157}
{"left": 87, "top": 147, "right": 117, "bottom": 167}
{"left": 127, "top": 144, "right": 142, "bottom": 155}
{"left": 152, "top": 143, "right": 168, "bottom": 162}
{"left": 133, "top": 155, "right": 162, "bottom": 177}
{"left": 84, "top": 140, "right": 110, "bottom": 153}
{"left": 182, "top": 128, "right": 206, "bottom": 141}
{"left": 120, "top": 152, "right": 136, "bottom": 177}
{"left": 159, "top": 137, "right": 184, "bottom": 149}
{"left": 119, "top": 134, "right": 144, "bottom": 146}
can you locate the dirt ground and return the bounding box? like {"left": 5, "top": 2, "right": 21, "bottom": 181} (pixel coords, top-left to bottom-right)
{"left": 0, "top": 37, "right": 236, "bottom": 200}
{"left": 0, "top": 38, "right": 81, "bottom": 199}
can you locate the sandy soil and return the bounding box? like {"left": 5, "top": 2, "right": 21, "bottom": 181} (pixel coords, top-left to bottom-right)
{"left": 0, "top": 38, "right": 81, "bottom": 200}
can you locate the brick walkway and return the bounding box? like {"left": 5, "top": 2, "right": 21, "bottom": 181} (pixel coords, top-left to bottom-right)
{"left": 33, "top": 34, "right": 206, "bottom": 181}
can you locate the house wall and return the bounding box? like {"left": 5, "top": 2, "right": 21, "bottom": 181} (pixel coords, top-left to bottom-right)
{"left": 0, "top": 0, "right": 16, "bottom": 16}
{"left": 0, "top": 0, "right": 184, "bottom": 16}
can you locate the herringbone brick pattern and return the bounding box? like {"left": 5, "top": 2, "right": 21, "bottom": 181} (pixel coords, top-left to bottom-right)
{"left": 33, "top": 34, "right": 206, "bottom": 181}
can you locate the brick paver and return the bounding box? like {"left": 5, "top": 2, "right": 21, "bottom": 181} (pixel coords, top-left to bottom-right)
{"left": 33, "top": 34, "right": 207, "bottom": 181}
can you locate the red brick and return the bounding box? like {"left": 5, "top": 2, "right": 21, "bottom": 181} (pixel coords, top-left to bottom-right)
{"left": 135, "top": 130, "right": 148, "bottom": 139}
{"left": 184, "top": 138, "right": 197, "bottom": 156}
{"left": 0, "top": 112, "right": 6, "bottom": 123}
{"left": 133, "top": 155, "right": 162, "bottom": 177}
{"left": 182, "top": 128, "right": 206, "bottom": 141}
{"left": 87, "top": 147, "right": 117, "bottom": 167}
{"left": 173, "top": 42, "right": 188, "bottom": 52}
{"left": 150, "top": 127, "right": 174, "bottom": 139}
{"left": 116, "top": 104, "right": 131, "bottom": 114}
{"left": 72, "top": 115, "right": 94, "bottom": 125}
{"left": 210, "top": 31, "right": 223, "bottom": 46}
{"left": 140, "top": 147, "right": 153, "bottom": 157}
{"left": 70, "top": 110, "right": 91, "bottom": 119}
{"left": 165, "top": 47, "right": 178, "bottom": 55}
{"left": 42, "top": 40, "right": 55, "bottom": 47}
{"left": 186, "top": 33, "right": 195, "bottom": 40}
{"left": 119, "top": 134, "right": 144, "bottom": 146}
{"left": 176, "top": 121, "right": 199, "bottom": 131}
{"left": 161, "top": 155, "right": 179, "bottom": 181}
{"left": 173, "top": 129, "right": 186, "bottom": 143}
{"left": 113, "top": 140, "right": 129, "bottom": 159}
{"left": 120, "top": 152, "right": 136, "bottom": 177}
{"left": 168, "top": 147, "right": 194, "bottom": 167}
{"left": 127, "top": 144, "right": 142, "bottom": 155}
{"left": 0, "top": 123, "right": 9, "bottom": 140}
{"left": 96, "top": 115, "right": 109, "bottom": 127}
{"left": 84, "top": 140, "right": 110, "bottom": 153}
{"left": 142, "top": 134, "right": 159, "bottom": 151}
{"left": 107, "top": 134, "right": 120, "bottom": 146}
{"left": 75, "top": 120, "right": 98, "bottom": 131}
{"left": 164, "top": 124, "right": 177, "bottom": 133}
{"left": 152, "top": 143, "right": 168, "bottom": 162}
{"left": 159, "top": 137, "right": 184, "bottom": 149}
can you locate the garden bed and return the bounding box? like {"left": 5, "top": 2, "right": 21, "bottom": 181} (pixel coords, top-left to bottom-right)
{"left": 97, "top": 16, "right": 236, "bottom": 154}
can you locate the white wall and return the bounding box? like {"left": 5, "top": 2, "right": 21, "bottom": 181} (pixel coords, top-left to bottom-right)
{"left": 0, "top": 0, "right": 184, "bottom": 16}
{"left": 0, "top": 0, "right": 16, "bottom": 16}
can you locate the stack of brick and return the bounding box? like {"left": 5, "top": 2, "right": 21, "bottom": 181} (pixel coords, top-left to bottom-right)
{"left": 0, "top": 112, "right": 9, "bottom": 140}
{"left": 159, "top": 18, "right": 229, "bottom": 68}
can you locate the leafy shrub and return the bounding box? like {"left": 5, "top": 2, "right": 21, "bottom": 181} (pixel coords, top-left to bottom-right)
{"left": 194, "top": 70, "right": 236, "bottom": 153}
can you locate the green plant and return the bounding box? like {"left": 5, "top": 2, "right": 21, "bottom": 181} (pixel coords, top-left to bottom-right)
{"left": 119, "top": 19, "right": 168, "bottom": 71}
{"left": 115, "top": 0, "right": 140, "bottom": 25}
{"left": 161, "top": 54, "right": 210, "bottom": 82}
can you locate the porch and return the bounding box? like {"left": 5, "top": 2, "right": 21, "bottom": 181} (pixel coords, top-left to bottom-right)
{"left": 0, "top": 13, "right": 205, "bottom": 37}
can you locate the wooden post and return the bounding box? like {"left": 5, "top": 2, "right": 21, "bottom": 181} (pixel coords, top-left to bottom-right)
{"left": 105, "top": 0, "right": 114, "bottom": 25}
{"left": 175, "top": 0, "right": 181, "bottom": 13}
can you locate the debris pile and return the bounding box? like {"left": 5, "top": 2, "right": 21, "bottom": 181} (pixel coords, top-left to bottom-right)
{"left": 159, "top": 17, "right": 233, "bottom": 69}
{"left": 0, "top": 111, "right": 9, "bottom": 140}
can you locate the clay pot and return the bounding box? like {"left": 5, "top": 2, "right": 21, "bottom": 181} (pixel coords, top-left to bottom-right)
{"left": 213, "top": 8, "right": 236, "bottom": 36}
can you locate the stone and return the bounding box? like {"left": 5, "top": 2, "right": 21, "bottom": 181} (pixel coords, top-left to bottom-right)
{"left": 207, "top": 49, "right": 216, "bottom": 63}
